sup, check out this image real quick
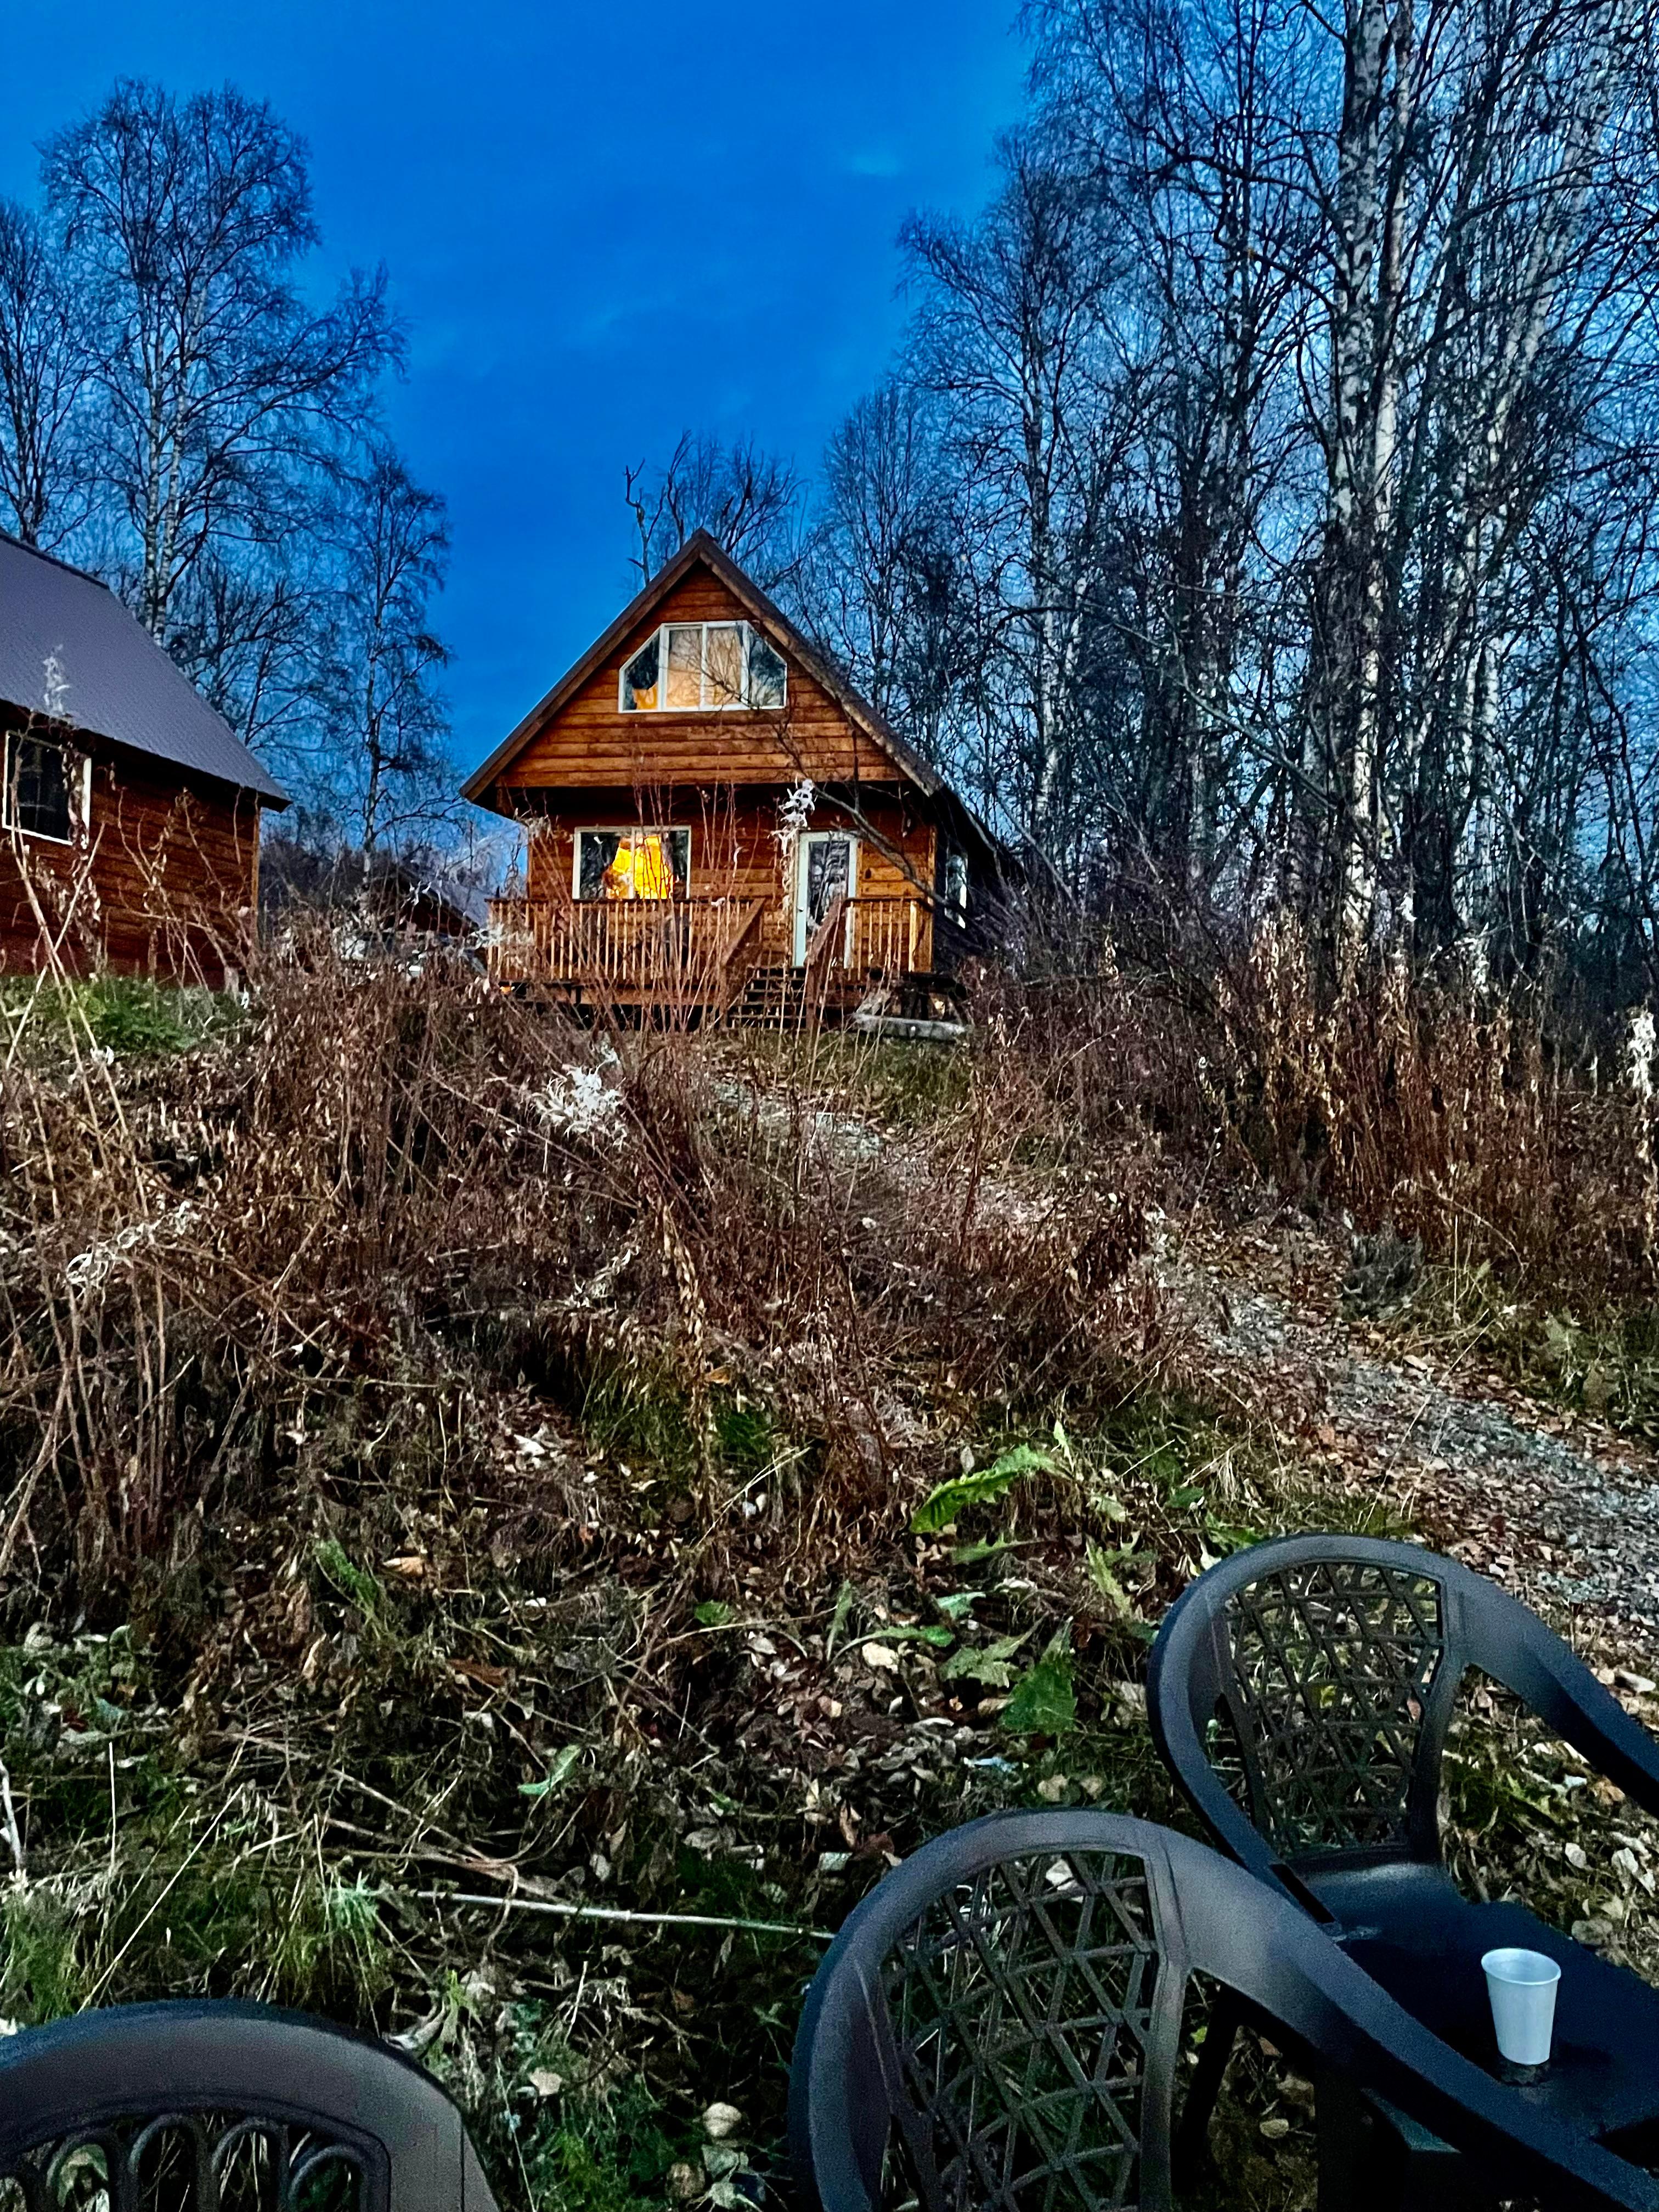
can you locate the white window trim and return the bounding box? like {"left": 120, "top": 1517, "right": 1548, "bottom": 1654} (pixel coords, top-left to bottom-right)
{"left": 572, "top": 824, "right": 693, "bottom": 902}
{"left": 2, "top": 732, "right": 90, "bottom": 847}
{"left": 617, "top": 622, "right": 787, "bottom": 714}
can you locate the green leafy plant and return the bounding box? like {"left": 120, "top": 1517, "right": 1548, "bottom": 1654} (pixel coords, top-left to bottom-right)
{"left": 313, "top": 1539, "right": 383, "bottom": 1623}
{"left": 911, "top": 1443, "right": 1056, "bottom": 1534}
{"left": 939, "top": 1628, "right": 1032, "bottom": 1688}
{"left": 1086, "top": 1541, "right": 1136, "bottom": 1620}
{"left": 1001, "top": 1630, "right": 1077, "bottom": 1736}
{"left": 825, "top": 1580, "right": 857, "bottom": 1658}
{"left": 84, "top": 979, "right": 208, "bottom": 1056}
{"left": 519, "top": 1743, "right": 585, "bottom": 1798}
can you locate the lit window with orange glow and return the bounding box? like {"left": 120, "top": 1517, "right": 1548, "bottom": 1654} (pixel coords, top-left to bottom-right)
{"left": 575, "top": 828, "right": 691, "bottom": 901}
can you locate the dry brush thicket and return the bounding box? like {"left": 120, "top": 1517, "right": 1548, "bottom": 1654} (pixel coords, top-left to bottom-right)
{"left": 0, "top": 939, "right": 1175, "bottom": 1601}
{"left": 0, "top": 937, "right": 1201, "bottom": 2205}
{"left": 1014, "top": 918, "right": 1659, "bottom": 1304}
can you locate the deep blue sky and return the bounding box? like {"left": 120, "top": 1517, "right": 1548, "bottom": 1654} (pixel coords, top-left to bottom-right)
{"left": 3, "top": 1, "right": 1029, "bottom": 780}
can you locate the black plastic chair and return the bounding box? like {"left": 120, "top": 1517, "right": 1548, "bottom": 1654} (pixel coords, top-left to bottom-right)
{"left": 1148, "top": 1532, "right": 1659, "bottom": 2203}
{"left": 0, "top": 1999, "right": 499, "bottom": 2210}
{"left": 788, "top": 1807, "right": 1659, "bottom": 2212}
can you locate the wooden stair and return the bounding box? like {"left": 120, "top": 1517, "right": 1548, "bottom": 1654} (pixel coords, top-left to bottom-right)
{"left": 732, "top": 962, "right": 816, "bottom": 1029}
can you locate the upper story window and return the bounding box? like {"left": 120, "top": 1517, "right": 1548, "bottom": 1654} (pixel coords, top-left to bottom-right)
{"left": 3, "top": 732, "right": 87, "bottom": 844}
{"left": 620, "top": 622, "right": 787, "bottom": 713}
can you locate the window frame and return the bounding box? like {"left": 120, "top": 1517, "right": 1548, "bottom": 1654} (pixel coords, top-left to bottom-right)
{"left": 2, "top": 731, "right": 90, "bottom": 847}
{"left": 619, "top": 630, "right": 662, "bottom": 712}
{"left": 572, "top": 825, "right": 693, "bottom": 904}
{"left": 943, "top": 844, "right": 970, "bottom": 923}
{"left": 617, "top": 622, "right": 787, "bottom": 714}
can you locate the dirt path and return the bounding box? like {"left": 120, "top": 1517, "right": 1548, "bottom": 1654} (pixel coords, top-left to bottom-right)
{"left": 1173, "top": 1233, "right": 1659, "bottom": 1669}
{"left": 780, "top": 1081, "right": 1659, "bottom": 1667}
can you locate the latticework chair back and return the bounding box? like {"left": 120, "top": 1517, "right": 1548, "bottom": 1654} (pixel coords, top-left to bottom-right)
{"left": 788, "top": 1809, "right": 1659, "bottom": 2212}
{"left": 1195, "top": 1544, "right": 1449, "bottom": 1866}
{"left": 1148, "top": 1532, "right": 1659, "bottom": 1888}
{"left": 0, "top": 2002, "right": 499, "bottom": 2212}
{"left": 876, "top": 1842, "right": 1164, "bottom": 2211}
{"left": 0, "top": 2113, "right": 371, "bottom": 2212}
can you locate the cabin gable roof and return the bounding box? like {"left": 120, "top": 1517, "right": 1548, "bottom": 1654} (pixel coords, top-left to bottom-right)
{"left": 0, "top": 532, "right": 290, "bottom": 806}
{"left": 461, "top": 533, "right": 998, "bottom": 854}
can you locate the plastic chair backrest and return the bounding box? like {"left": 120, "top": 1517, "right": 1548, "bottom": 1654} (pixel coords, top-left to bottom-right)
{"left": 0, "top": 2001, "right": 499, "bottom": 2212}
{"left": 787, "top": 1808, "right": 1659, "bottom": 2212}
{"left": 1147, "top": 1531, "right": 1659, "bottom": 1888}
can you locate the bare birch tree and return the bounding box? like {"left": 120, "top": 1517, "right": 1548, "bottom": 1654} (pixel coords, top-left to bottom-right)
{"left": 41, "top": 79, "right": 397, "bottom": 643}
{"left": 625, "top": 430, "right": 803, "bottom": 590}
{"left": 0, "top": 202, "right": 95, "bottom": 549}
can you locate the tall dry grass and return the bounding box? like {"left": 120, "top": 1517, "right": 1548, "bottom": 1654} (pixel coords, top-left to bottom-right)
{"left": 0, "top": 921, "right": 1167, "bottom": 1608}
{"left": 969, "top": 911, "right": 1659, "bottom": 1302}
{"left": 8, "top": 864, "right": 1655, "bottom": 1613}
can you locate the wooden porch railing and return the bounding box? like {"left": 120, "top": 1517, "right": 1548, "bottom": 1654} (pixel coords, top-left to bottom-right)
{"left": 488, "top": 895, "right": 765, "bottom": 1001}
{"left": 848, "top": 895, "right": 922, "bottom": 978}
{"left": 488, "top": 891, "right": 926, "bottom": 1000}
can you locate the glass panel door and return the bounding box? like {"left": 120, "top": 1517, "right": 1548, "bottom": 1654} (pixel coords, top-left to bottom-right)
{"left": 794, "top": 833, "right": 855, "bottom": 963}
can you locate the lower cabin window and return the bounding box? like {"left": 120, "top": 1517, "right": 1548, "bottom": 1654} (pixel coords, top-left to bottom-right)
{"left": 944, "top": 844, "right": 969, "bottom": 922}
{"left": 575, "top": 828, "right": 691, "bottom": 902}
{"left": 3, "top": 732, "right": 84, "bottom": 844}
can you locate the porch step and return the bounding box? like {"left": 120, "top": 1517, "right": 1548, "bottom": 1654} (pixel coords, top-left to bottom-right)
{"left": 732, "top": 963, "right": 815, "bottom": 1029}
{"left": 730, "top": 963, "right": 919, "bottom": 1029}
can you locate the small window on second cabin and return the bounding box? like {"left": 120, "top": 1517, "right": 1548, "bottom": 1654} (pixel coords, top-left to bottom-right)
{"left": 3, "top": 732, "right": 77, "bottom": 844}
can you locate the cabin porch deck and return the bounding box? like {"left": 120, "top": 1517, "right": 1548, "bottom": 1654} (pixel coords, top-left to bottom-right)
{"left": 486, "top": 889, "right": 940, "bottom": 1022}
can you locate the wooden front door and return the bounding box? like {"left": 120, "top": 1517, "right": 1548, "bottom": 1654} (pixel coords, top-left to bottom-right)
{"left": 793, "top": 832, "right": 857, "bottom": 965}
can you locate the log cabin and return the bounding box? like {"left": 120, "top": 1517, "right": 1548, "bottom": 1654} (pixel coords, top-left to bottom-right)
{"left": 462, "top": 531, "right": 1003, "bottom": 1022}
{"left": 0, "top": 533, "right": 290, "bottom": 986}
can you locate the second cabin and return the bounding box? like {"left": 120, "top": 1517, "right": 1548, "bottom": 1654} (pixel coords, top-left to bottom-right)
{"left": 462, "top": 532, "right": 1002, "bottom": 1023}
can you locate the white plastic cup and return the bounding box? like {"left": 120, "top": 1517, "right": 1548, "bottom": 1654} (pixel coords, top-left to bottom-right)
{"left": 1482, "top": 1947, "right": 1562, "bottom": 2068}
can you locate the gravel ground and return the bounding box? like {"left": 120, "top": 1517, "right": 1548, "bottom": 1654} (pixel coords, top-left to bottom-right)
{"left": 1176, "top": 1234, "right": 1659, "bottom": 1668}
{"left": 815, "top": 1089, "right": 1659, "bottom": 1668}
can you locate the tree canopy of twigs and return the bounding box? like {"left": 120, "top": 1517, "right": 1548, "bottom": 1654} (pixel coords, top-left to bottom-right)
{"left": 0, "top": 78, "right": 458, "bottom": 860}
{"left": 787, "top": 0, "right": 1659, "bottom": 1006}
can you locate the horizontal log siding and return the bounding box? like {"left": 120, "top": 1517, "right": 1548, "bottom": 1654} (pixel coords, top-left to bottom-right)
{"left": 0, "top": 718, "right": 259, "bottom": 985}
{"left": 496, "top": 568, "right": 888, "bottom": 791}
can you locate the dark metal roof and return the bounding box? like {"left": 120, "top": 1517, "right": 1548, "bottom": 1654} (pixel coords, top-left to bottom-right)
{"left": 0, "top": 532, "right": 290, "bottom": 806}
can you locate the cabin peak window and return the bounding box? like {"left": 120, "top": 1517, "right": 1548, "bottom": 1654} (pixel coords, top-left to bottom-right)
{"left": 575, "top": 827, "right": 691, "bottom": 902}
{"left": 3, "top": 732, "right": 86, "bottom": 844}
{"left": 619, "top": 623, "right": 787, "bottom": 713}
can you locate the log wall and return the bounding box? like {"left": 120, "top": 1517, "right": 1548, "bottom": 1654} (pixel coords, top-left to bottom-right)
{"left": 0, "top": 716, "right": 261, "bottom": 987}
{"left": 496, "top": 566, "right": 889, "bottom": 791}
